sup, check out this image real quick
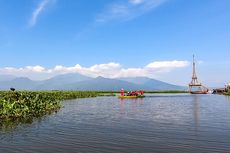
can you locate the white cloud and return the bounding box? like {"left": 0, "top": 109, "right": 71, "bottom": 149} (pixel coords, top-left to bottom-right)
{"left": 25, "top": 65, "right": 45, "bottom": 72}
{"left": 96, "top": 0, "right": 167, "bottom": 23}
{"left": 3, "top": 65, "right": 46, "bottom": 73}
{"left": 0, "top": 61, "right": 190, "bottom": 80}
{"left": 29, "top": 0, "right": 55, "bottom": 27}
{"left": 115, "top": 68, "right": 147, "bottom": 78}
{"left": 145, "top": 60, "right": 190, "bottom": 73}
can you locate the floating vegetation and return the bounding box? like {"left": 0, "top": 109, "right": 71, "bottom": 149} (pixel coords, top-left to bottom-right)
{"left": 0, "top": 91, "right": 99, "bottom": 124}
{"left": 225, "top": 91, "right": 230, "bottom": 96}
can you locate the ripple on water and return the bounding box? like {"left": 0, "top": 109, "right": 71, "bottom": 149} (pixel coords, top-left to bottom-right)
{"left": 1, "top": 94, "right": 230, "bottom": 153}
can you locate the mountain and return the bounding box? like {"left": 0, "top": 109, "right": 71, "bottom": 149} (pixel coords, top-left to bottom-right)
{"left": 58, "top": 76, "right": 141, "bottom": 91}
{"left": 59, "top": 76, "right": 185, "bottom": 91}
{"left": 0, "top": 77, "right": 41, "bottom": 90}
{"left": 119, "top": 77, "right": 185, "bottom": 90}
{"left": 119, "top": 77, "right": 152, "bottom": 85}
{"left": 0, "top": 73, "right": 185, "bottom": 91}
{"left": 0, "top": 75, "right": 16, "bottom": 82}
{"left": 36, "top": 73, "right": 91, "bottom": 90}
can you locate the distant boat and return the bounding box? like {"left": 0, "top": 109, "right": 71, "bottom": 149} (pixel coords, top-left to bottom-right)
{"left": 118, "top": 95, "right": 145, "bottom": 99}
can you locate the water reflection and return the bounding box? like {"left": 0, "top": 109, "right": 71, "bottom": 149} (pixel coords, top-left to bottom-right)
{"left": 119, "top": 98, "right": 125, "bottom": 115}
{"left": 119, "top": 98, "right": 144, "bottom": 115}
{"left": 0, "top": 111, "right": 58, "bottom": 131}
{"left": 225, "top": 95, "right": 230, "bottom": 101}
{"left": 0, "top": 117, "right": 33, "bottom": 131}
{"left": 1, "top": 95, "right": 230, "bottom": 153}
{"left": 192, "top": 95, "right": 200, "bottom": 130}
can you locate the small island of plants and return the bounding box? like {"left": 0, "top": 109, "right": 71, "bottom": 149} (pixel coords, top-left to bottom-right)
{"left": 0, "top": 91, "right": 100, "bottom": 123}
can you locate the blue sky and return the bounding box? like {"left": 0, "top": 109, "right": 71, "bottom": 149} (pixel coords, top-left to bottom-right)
{"left": 0, "top": 0, "right": 230, "bottom": 86}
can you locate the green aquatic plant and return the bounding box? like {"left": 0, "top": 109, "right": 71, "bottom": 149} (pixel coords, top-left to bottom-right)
{"left": 225, "top": 91, "right": 230, "bottom": 96}
{"left": 0, "top": 91, "right": 58, "bottom": 121}
{"left": 0, "top": 91, "right": 99, "bottom": 123}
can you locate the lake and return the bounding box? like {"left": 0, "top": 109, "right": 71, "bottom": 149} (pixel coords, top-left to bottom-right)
{"left": 1, "top": 94, "right": 230, "bottom": 153}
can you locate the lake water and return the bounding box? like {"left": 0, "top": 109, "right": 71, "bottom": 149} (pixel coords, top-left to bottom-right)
{"left": 1, "top": 94, "right": 230, "bottom": 153}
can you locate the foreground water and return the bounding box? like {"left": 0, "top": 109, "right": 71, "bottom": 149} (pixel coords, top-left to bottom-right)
{"left": 1, "top": 94, "right": 230, "bottom": 153}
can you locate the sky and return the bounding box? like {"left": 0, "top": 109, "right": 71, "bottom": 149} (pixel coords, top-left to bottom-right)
{"left": 0, "top": 0, "right": 230, "bottom": 87}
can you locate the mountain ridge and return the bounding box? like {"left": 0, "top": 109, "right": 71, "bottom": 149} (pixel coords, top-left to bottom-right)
{"left": 0, "top": 73, "right": 186, "bottom": 91}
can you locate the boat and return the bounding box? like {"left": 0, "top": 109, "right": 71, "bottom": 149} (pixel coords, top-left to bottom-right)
{"left": 118, "top": 95, "right": 145, "bottom": 99}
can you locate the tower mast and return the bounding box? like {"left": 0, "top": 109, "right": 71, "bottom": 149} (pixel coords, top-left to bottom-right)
{"left": 189, "top": 55, "right": 208, "bottom": 94}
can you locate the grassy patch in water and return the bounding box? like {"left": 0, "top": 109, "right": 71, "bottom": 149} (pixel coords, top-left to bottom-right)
{"left": 0, "top": 91, "right": 99, "bottom": 124}
{"left": 224, "top": 91, "right": 230, "bottom": 96}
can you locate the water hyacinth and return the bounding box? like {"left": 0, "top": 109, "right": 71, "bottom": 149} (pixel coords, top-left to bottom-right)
{"left": 225, "top": 91, "right": 230, "bottom": 96}
{"left": 0, "top": 91, "right": 99, "bottom": 122}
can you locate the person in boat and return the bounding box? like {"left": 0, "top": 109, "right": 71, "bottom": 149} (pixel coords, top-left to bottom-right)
{"left": 132, "top": 91, "right": 135, "bottom": 96}
{"left": 120, "top": 88, "right": 124, "bottom": 97}
{"left": 140, "top": 89, "right": 144, "bottom": 95}
{"left": 135, "top": 90, "right": 139, "bottom": 96}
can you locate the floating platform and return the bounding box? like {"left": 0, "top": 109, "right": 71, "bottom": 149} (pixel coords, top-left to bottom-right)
{"left": 190, "top": 91, "right": 208, "bottom": 94}
{"left": 118, "top": 95, "right": 145, "bottom": 99}
{"left": 212, "top": 88, "right": 228, "bottom": 94}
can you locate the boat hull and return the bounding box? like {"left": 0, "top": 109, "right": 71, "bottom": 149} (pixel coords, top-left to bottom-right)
{"left": 118, "top": 95, "right": 145, "bottom": 99}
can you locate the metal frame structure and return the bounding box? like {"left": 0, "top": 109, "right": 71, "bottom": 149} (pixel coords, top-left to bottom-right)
{"left": 188, "top": 55, "right": 208, "bottom": 93}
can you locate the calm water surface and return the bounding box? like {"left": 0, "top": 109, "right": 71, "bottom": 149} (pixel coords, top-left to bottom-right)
{"left": 1, "top": 94, "right": 230, "bottom": 153}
